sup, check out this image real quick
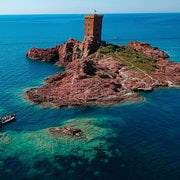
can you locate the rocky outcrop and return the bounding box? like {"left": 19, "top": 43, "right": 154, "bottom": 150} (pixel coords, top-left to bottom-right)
{"left": 128, "top": 41, "right": 170, "bottom": 60}
{"left": 26, "top": 47, "right": 59, "bottom": 63}
{"left": 25, "top": 40, "right": 180, "bottom": 108}
{"left": 26, "top": 38, "right": 105, "bottom": 67}
{"left": 49, "top": 126, "right": 83, "bottom": 137}
{"left": 82, "top": 60, "right": 97, "bottom": 76}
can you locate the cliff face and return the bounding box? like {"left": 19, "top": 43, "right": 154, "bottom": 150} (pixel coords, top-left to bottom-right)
{"left": 26, "top": 38, "right": 104, "bottom": 67}
{"left": 25, "top": 40, "right": 180, "bottom": 108}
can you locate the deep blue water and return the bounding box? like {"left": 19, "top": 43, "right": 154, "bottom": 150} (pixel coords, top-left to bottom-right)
{"left": 0, "top": 14, "right": 180, "bottom": 179}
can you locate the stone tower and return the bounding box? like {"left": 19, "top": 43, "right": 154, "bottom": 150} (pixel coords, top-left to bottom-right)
{"left": 84, "top": 14, "right": 103, "bottom": 42}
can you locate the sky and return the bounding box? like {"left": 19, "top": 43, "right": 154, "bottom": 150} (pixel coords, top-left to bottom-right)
{"left": 0, "top": 0, "right": 180, "bottom": 14}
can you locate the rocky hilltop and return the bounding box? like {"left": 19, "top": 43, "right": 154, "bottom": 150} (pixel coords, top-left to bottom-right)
{"left": 25, "top": 39, "right": 180, "bottom": 108}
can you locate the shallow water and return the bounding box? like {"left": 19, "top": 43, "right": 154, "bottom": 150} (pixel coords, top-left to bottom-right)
{"left": 0, "top": 14, "right": 180, "bottom": 179}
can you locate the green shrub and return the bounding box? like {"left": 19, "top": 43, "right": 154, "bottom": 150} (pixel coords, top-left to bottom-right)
{"left": 96, "top": 45, "right": 157, "bottom": 72}
{"left": 99, "top": 45, "right": 119, "bottom": 54}
{"left": 116, "top": 46, "right": 157, "bottom": 72}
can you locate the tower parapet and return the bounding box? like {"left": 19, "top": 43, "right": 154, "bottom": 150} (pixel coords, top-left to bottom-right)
{"left": 84, "top": 14, "right": 103, "bottom": 43}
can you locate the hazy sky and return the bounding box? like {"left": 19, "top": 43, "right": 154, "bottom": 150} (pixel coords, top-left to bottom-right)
{"left": 0, "top": 0, "right": 179, "bottom": 14}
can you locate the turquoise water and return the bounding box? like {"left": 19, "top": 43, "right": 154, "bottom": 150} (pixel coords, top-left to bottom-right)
{"left": 0, "top": 14, "right": 180, "bottom": 179}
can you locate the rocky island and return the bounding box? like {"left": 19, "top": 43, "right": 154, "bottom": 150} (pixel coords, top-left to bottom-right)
{"left": 25, "top": 14, "right": 180, "bottom": 108}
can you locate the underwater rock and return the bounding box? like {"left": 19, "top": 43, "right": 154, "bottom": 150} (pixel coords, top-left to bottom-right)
{"left": 49, "top": 127, "right": 83, "bottom": 137}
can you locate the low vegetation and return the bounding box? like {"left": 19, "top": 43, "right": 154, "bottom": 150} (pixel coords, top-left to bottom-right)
{"left": 97, "top": 44, "right": 157, "bottom": 72}
{"left": 98, "top": 44, "right": 119, "bottom": 54}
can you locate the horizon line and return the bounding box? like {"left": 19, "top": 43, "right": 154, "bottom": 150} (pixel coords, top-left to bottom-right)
{"left": 0, "top": 11, "right": 180, "bottom": 16}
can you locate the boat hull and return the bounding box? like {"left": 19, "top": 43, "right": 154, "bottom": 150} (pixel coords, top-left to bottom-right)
{"left": 0, "top": 114, "right": 16, "bottom": 126}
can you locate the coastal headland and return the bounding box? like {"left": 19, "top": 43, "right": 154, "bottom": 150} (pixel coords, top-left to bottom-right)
{"left": 25, "top": 38, "right": 180, "bottom": 108}
{"left": 25, "top": 14, "right": 180, "bottom": 108}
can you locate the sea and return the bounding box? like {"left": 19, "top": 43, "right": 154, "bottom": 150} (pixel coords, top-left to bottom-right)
{"left": 0, "top": 13, "right": 180, "bottom": 180}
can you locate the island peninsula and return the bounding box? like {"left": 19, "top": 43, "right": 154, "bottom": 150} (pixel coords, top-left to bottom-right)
{"left": 25, "top": 14, "right": 180, "bottom": 108}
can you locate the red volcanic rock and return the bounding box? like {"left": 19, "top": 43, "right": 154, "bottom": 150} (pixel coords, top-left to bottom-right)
{"left": 128, "top": 41, "right": 170, "bottom": 60}
{"left": 45, "top": 72, "right": 66, "bottom": 84}
{"left": 25, "top": 69, "right": 138, "bottom": 108}
{"left": 82, "top": 60, "right": 97, "bottom": 76}
{"left": 25, "top": 56, "right": 142, "bottom": 108}
{"left": 26, "top": 47, "right": 59, "bottom": 63}
{"left": 26, "top": 38, "right": 105, "bottom": 67}
{"left": 25, "top": 40, "right": 180, "bottom": 108}
{"left": 57, "top": 38, "right": 83, "bottom": 67}
{"left": 150, "top": 59, "right": 180, "bottom": 86}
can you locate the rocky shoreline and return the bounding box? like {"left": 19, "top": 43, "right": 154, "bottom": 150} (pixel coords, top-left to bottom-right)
{"left": 25, "top": 38, "right": 180, "bottom": 108}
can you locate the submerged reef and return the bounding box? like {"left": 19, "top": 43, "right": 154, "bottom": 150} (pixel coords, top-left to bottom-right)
{"left": 0, "top": 118, "right": 121, "bottom": 179}
{"left": 49, "top": 126, "right": 83, "bottom": 137}
{"left": 0, "top": 118, "right": 117, "bottom": 161}
{"left": 25, "top": 39, "right": 180, "bottom": 108}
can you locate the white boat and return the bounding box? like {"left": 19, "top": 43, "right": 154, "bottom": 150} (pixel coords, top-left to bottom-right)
{"left": 0, "top": 114, "right": 16, "bottom": 126}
